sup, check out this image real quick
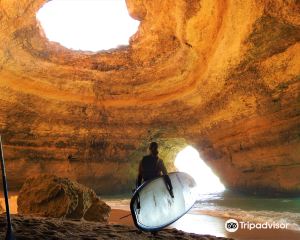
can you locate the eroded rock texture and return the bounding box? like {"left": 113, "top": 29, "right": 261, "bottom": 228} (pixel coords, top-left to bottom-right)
{"left": 17, "top": 175, "right": 111, "bottom": 222}
{"left": 0, "top": 0, "right": 299, "bottom": 195}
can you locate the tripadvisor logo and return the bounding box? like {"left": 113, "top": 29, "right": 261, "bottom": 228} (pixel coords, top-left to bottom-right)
{"left": 225, "top": 219, "right": 239, "bottom": 232}
{"left": 225, "top": 218, "right": 289, "bottom": 232}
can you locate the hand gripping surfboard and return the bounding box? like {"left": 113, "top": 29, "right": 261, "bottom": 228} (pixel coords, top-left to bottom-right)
{"left": 130, "top": 172, "right": 197, "bottom": 231}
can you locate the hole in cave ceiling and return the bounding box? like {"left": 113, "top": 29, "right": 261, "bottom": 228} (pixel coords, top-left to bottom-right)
{"left": 36, "top": 0, "right": 140, "bottom": 52}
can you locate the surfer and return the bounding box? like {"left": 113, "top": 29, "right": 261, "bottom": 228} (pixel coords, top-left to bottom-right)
{"left": 136, "top": 142, "right": 174, "bottom": 198}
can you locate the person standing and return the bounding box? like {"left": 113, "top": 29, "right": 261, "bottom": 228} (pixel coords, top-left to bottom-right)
{"left": 136, "top": 142, "right": 174, "bottom": 197}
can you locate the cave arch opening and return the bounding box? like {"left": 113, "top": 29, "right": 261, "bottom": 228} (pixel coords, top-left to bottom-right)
{"left": 36, "top": 0, "right": 140, "bottom": 52}
{"left": 174, "top": 146, "right": 225, "bottom": 194}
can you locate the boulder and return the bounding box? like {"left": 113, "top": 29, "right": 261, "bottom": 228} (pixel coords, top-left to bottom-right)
{"left": 17, "top": 175, "right": 110, "bottom": 222}
{"left": 84, "top": 198, "right": 111, "bottom": 222}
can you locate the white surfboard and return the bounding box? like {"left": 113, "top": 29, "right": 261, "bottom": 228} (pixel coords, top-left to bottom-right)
{"left": 130, "top": 172, "right": 197, "bottom": 231}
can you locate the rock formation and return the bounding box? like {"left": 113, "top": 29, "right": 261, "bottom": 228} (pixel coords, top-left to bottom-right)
{"left": 0, "top": 204, "right": 3, "bottom": 214}
{"left": 17, "top": 175, "right": 110, "bottom": 222}
{"left": 0, "top": 0, "right": 299, "bottom": 195}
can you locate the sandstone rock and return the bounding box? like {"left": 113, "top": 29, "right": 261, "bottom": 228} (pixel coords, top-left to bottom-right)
{"left": 17, "top": 175, "right": 110, "bottom": 222}
{"left": 0, "top": 204, "right": 4, "bottom": 214}
{"left": 84, "top": 198, "right": 111, "bottom": 222}
{"left": 0, "top": 0, "right": 299, "bottom": 196}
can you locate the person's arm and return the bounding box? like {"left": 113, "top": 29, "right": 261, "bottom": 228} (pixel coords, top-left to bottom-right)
{"left": 159, "top": 160, "right": 174, "bottom": 197}
{"left": 160, "top": 159, "right": 168, "bottom": 176}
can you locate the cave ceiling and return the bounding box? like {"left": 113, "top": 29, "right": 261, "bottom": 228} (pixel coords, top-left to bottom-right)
{"left": 0, "top": 0, "right": 299, "bottom": 195}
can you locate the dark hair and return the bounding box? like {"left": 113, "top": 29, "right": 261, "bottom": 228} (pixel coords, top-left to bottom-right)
{"left": 149, "top": 142, "right": 158, "bottom": 149}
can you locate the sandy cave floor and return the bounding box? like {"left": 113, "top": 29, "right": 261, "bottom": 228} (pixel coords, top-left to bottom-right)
{"left": 0, "top": 214, "right": 233, "bottom": 240}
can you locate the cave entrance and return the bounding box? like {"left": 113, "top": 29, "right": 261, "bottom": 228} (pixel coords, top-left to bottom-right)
{"left": 174, "top": 146, "right": 225, "bottom": 194}
{"left": 36, "top": 0, "right": 140, "bottom": 51}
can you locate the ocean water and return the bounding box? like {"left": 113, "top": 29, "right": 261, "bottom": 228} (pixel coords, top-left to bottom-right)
{"left": 193, "top": 191, "right": 300, "bottom": 232}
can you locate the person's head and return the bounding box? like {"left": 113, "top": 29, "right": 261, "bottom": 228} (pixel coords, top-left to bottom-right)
{"left": 149, "top": 142, "right": 158, "bottom": 156}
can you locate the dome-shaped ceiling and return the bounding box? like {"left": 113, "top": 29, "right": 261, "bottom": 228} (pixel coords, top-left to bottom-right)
{"left": 0, "top": 0, "right": 299, "bottom": 195}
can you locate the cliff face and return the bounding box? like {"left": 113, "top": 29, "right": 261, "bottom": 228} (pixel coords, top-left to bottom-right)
{"left": 0, "top": 0, "right": 299, "bottom": 195}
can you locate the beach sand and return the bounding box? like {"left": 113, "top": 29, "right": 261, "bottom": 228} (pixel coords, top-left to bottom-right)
{"left": 1, "top": 196, "right": 300, "bottom": 239}
{"left": 0, "top": 209, "right": 299, "bottom": 239}
{"left": 0, "top": 213, "right": 231, "bottom": 240}
{"left": 110, "top": 209, "right": 300, "bottom": 240}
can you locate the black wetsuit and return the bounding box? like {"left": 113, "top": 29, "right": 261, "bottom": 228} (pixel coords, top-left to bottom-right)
{"left": 136, "top": 154, "right": 173, "bottom": 193}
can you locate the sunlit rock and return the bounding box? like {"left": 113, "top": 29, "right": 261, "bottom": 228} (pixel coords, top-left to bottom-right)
{"left": 0, "top": 0, "right": 299, "bottom": 196}
{"left": 17, "top": 175, "right": 110, "bottom": 222}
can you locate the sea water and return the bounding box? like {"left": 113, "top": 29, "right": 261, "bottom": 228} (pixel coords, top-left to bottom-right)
{"left": 193, "top": 190, "right": 300, "bottom": 231}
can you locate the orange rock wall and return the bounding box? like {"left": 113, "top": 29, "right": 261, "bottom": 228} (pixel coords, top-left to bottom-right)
{"left": 0, "top": 0, "right": 299, "bottom": 195}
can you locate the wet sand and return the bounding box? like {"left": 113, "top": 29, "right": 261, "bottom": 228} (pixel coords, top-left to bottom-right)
{"left": 109, "top": 209, "right": 134, "bottom": 226}
{"left": 171, "top": 212, "right": 300, "bottom": 240}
